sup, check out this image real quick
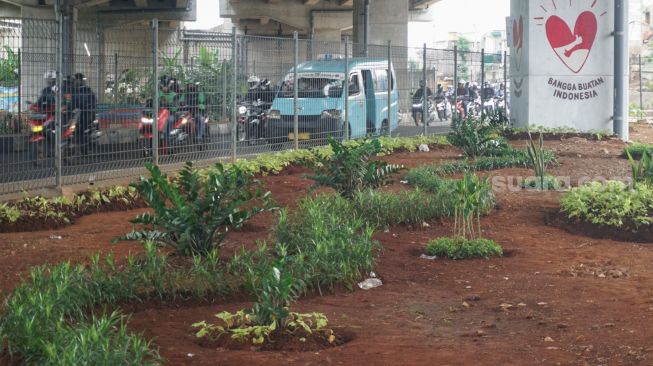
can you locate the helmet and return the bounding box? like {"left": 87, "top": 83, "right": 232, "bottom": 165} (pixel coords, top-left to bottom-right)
{"left": 247, "top": 75, "right": 261, "bottom": 89}
{"left": 44, "top": 70, "right": 57, "bottom": 80}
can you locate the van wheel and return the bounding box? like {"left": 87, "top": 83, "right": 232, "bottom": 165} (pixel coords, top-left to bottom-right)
{"left": 378, "top": 119, "right": 390, "bottom": 136}
{"left": 366, "top": 120, "right": 375, "bottom": 135}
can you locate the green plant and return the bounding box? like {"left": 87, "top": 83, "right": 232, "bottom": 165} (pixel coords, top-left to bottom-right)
{"left": 451, "top": 173, "right": 494, "bottom": 239}
{"left": 117, "top": 162, "right": 275, "bottom": 256}
{"left": 448, "top": 116, "right": 501, "bottom": 158}
{"left": 193, "top": 310, "right": 332, "bottom": 346}
{"left": 520, "top": 175, "right": 562, "bottom": 190}
{"left": 0, "top": 46, "right": 19, "bottom": 87}
{"left": 306, "top": 137, "right": 402, "bottom": 198}
{"left": 425, "top": 237, "right": 502, "bottom": 260}
{"left": 624, "top": 142, "right": 653, "bottom": 160}
{"left": 560, "top": 181, "right": 653, "bottom": 229}
{"left": 275, "top": 194, "right": 379, "bottom": 293}
{"left": 0, "top": 203, "right": 21, "bottom": 223}
{"left": 248, "top": 255, "right": 305, "bottom": 327}
{"left": 627, "top": 150, "right": 653, "bottom": 186}
{"left": 526, "top": 131, "right": 557, "bottom": 190}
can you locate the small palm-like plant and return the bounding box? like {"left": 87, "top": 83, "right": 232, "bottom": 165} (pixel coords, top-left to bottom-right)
{"left": 526, "top": 131, "right": 549, "bottom": 189}
{"left": 116, "top": 162, "right": 275, "bottom": 256}
{"left": 627, "top": 150, "right": 653, "bottom": 186}
{"left": 452, "top": 173, "right": 494, "bottom": 239}
{"left": 307, "top": 137, "right": 402, "bottom": 198}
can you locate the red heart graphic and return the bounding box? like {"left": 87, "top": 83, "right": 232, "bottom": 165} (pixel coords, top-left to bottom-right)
{"left": 512, "top": 16, "right": 524, "bottom": 72}
{"left": 545, "top": 11, "right": 597, "bottom": 73}
{"left": 513, "top": 16, "right": 523, "bottom": 49}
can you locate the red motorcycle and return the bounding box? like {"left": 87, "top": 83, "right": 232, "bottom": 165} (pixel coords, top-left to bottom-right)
{"left": 28, "top": 100, "right": 78, "bottom": 166}
{"left": 138, "top": 107, "right": 170, "bottom": 157}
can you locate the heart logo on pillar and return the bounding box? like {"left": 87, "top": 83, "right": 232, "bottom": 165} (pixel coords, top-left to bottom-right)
{"left": 512, "top": 16, "right": 524, "bottom": 72}
{"left": 545, "top": 11, "right": 597, "bottom": 74}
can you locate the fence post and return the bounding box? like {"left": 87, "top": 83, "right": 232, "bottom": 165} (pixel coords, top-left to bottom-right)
{"left": 293, "top": 32, "right": 299, "bottom": 150}
{"left": 113, "top": 53, "right": 118, "bottom": 103}
{"left": 481, "top": 48, "right": 485, "bottom": 118}
{"left": 231, "top": 27, "right": 238, "bottom": 162}
{"left": 639, "top": 54, "right": 644, "bottom": 118}
{"left": 344, "top": 36, "right": 350, "bottom": 141}
{"left": 55, "top": 7, "right": 64, "bottom": 189}
{"left": 503, "top": 50, "right": 507, "bottom": 117}
{"left": 222, "top": 60, "right": 227, "bottom": 120}
{"left": 17, "top": 49, "right": 21, "bottom": 120}
{"left": 152, "top": 19, "right": 159, "bottom": 166}
{"left": 387, "top": 40, "right": 392, "bottom": 137}
{"left": 453, "top": 45, "right": 458, "bottom": 120}
{"left": 423, "top": 43, "right": 428, "bottom": 135}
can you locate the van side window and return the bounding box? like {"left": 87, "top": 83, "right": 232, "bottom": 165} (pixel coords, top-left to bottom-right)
{"left": 373, "top": 69, "right": 389, "bottom": 92}
{"left": 349, "top": 74, "right": 361, "bottom": 96}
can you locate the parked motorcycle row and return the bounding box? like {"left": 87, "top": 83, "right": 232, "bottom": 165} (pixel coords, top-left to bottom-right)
{"left": 411, "top": 81, "right": 509, "bottom": 126}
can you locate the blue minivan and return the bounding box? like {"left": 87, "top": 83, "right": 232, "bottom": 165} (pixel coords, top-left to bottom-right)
{"left": 267, "top": 58, "right": 399, "bottom": 144}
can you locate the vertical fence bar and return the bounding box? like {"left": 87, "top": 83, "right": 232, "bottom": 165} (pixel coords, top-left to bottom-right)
{"left": 344, "top": 36, "right": 350, "bottom": 141}
{"left": 17, "top": 49, "right": 21, "bottom": 120}
{"left": 293, "top": 32, "right": 299, "bottom": 150}
{"left": 453, "top": 45, "right": 458, "bottom": 120}
{"left": 503, "top": 50, "right": 508, "bottom": 117}
{"left": 152, "top": 19, "right": 159, "bottom": 166}
{"left": 222, "top": 60, "right": 227, "bottom": 120}
{"left": 422, "top": 43, "right": 427, "bottom": 135}
{"left": 387, "top": 40, "right": 392, "bottom": 137}
{"left": 231, "top": 28, "right": 237, "bottom": 162}
{"left": 638, "top": 54, "right": 644, "bottom": 117}
{"left": 113, "top": 53, "right": 118, "bottom": 103}
{"left": 55, "top": 8, "right": 64, "bottom": 189}
{"left": 481, "top": 48, "right": 485, "bottom": 118}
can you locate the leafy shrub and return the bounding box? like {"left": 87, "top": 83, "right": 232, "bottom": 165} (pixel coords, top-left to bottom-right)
{"left": 627, "top": 150, "right": 653, "bottom": 186}
{"left": 193, "top": 310, "right": 332, "bottom": 346}
{"left": 560, "top": 181, "right": 653, "bottom": 229}
{"left": 405, "top": 148, "right": 556, "bottom": 183}
{"left": 248, "top": 256, "right": 305, "bottom": 327}
{"left": 425, "top": 237, "right": 502, "bottom": 260}
{"left": 403, "top": 171, "right": 495, "bottom": 215}
{"left": 451, "top": 173, "right": 494, "bottom": 239}
{"left": 306, "top": 137, "right": 402, "bottom": 198}
{"left": 118, "top": 162, "right": 275, "bottom": 256}
{"left": 0, "top": 203, "right": 20, "bottom": 223}
{"left": 275, "top": 194, "right": 379, "bottom": 293}
{"left": 349, "top": 189, "right": 455, "bottom": 228}
{"left": 624, "top": 142, "right": 653, "bottom": 159}
{"left": 448, "top": 116, "right": 502, "bottom": 158}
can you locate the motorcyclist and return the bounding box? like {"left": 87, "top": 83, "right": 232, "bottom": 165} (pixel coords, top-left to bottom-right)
{"left": 71, "top": 73, "right": 97, "bottom": 145}
{"left": 37, "top": 71, "right": 58, "bottom": 109}
{"left": 245, "top": 75, "right": 262, "bottom": 102}
{"left": 158, "top": 76, "right": 179, "bottom": 142}
{"left": 413, "top": 80, "right": 433, "bottom": 101}
{"left": 184, "top": 80, "right": 207, "bottom": 141}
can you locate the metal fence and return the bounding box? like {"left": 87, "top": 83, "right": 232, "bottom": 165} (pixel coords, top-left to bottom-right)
{"left": 630, "top": 53, "right": 653, "bottom": 121}
{"left": 0, "top": 18, "right": 508, "bottom": 195}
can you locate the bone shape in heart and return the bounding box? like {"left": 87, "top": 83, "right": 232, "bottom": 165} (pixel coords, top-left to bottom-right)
{"left": 563, "top": 35, "right": 584, "bottom": 58}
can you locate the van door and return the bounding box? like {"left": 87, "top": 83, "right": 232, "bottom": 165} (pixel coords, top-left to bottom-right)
{"left": 361, "top": 70, "right": 376, "bottom": 134}
{"left": 346, "top": 72, "right": 366, "bottom": 138}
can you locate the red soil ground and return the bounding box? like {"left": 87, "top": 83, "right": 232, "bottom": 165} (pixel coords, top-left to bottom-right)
{"left": 2, "top": 124, "right": 653, "bottom": 365}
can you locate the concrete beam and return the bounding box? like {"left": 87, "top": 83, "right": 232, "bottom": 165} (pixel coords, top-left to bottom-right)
{"left": 339, "top": 0, "right": 353, "bottom": 6}
{"left": 260, "top": 16, "right": 269, "bottom": 25}
{"left": 303, "top": 0, "right": 320, "bottom": 5}
{"left": 134, "top": 0, "right": 147, "bottom": 7}
{"left": 176, "top": 0, "right": 188, "bottom": 8}
{"left": 74, "top": 0, "right": 110, "bottom": 9}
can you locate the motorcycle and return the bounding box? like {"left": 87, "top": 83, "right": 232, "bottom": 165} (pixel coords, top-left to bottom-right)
{"left": 411, "top": 97, "right": 436, "bottom": 126}
{"left": 435, "top": 95, "right": 451, "bottom": 122}
{"left": 28, "top": 100, "right": 101, "bottom": 166}
{"left": 483, "top": 97, "right": 496, "bottom": 116}
{"left": 237, "top": 99, "right": 269, "bottom": 144}
{"left": 138, "top": 105, "right": 170, "bottom": 157}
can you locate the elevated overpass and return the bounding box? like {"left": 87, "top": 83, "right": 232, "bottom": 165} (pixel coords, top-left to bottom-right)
{"left": 219, "top": 0, "right": 441, "bottom": 48}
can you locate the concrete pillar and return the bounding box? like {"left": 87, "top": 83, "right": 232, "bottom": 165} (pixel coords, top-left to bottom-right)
{"left": 509, "top": 0, "right": 616, "bottom": 132}
{"left": 353, "top": 0, "right": 409, "bottom": 51}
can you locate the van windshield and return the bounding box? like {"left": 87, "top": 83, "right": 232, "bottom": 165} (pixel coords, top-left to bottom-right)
{"left": 279, "top": 77, "right": 343, "bottom": 98}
